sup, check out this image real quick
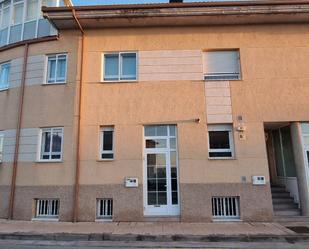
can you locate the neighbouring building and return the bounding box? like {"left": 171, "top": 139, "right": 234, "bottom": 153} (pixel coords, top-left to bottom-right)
{"left": 0, "top": 0, "right": 309, "bottom": 223}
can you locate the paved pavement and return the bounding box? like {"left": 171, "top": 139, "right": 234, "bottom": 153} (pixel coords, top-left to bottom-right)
{"left": 0, "top": 239, "right": 309, "bottom": 249}
{"left": 0, "top": 219, "right": 294, "bottom": 236}
{"left": 0, "top": 219, "right": 308, "bottom": 248}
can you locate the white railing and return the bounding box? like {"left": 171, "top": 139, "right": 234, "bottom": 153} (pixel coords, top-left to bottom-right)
{"left": 212, "top": 196, "right": 240, "bottom": 220}
{"left": 97, "top": 199, "right": 113, "bottom": 220}
{"left": 36, "top": 199, "right": 59, "bottom": 219}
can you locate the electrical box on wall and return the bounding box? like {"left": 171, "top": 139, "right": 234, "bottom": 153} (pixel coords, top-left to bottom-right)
{"left": 125, "top": 177, "right": 138, "bottom": 188}
{"left": 252, "top": 176, "right": 266, "bottom": 185}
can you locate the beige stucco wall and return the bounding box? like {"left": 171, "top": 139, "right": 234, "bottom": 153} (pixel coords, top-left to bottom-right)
{"left": 79, "top": 24, "right": 309, "bottom": 186}
{"left": 0, "top": 30, "right": 81, "bottom": 188}
{"left": 1, "top": 23, "right": 309, "bottom": 221}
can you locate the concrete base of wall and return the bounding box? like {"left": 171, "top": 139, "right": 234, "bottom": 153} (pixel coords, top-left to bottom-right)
{"left": 0, "top": 183, "right": 273, "bottom": 222}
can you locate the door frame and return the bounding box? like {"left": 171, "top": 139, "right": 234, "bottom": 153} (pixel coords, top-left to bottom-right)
{"left": 143, "top": 125, "right": 180, "bottom": 217}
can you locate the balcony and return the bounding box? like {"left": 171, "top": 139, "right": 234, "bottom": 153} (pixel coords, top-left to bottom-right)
{"left": 0, "top": 0, "right": 64, "bottom": 48}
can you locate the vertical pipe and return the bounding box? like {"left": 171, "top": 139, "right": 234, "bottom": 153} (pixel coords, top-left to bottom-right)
{"left": 72, "top": 8, "right": 84, "bottom": 223}
{"left": 8, "top": 43, "right": 29, "bottom": 220}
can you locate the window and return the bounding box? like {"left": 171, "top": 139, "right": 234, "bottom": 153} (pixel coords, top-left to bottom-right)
{"left": 39, "top": 127, "right": 63, "bottom": 161}
{"left": 103, "top": 52, "right": 137, "bottom": 81}
{"left": 204, "top": 50, "right": 240, "bottom": 81}
{"left": 35, "top": 199, "right": 59, "bottom": 219}
{"left": 46, "top": 54, "right": 67, "bottom": 84}
{"left": 208, "top": 124, "right": 234, "bottom": 159}
{"left": 97, "top": 199, "right": 113, "bottom": 220}
{"left": 212, "top": 196, "right": 240, "bottom": 220}
{"left": 0, "top": 62, "right": 10, "bottom": 90}
{"left": 100, "top": 127, "right": 114, "bottom": 160}
{"left": 0, "top": 131, "right": 4, "bottom": 163}
{"left": 12, "top": 1, "right": 24, "bottom": 25}
{"left": 26, "top": 0, "right": 38, "bottom": 21}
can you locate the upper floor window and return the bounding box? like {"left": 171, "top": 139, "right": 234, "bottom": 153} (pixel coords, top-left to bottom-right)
{"left": 39, "top": 127, "right": 63, "bottom": 161}
{"left": 100, "top": 127, "right": 114, "bottom": 160}
{"left": 204, "top": 50, "right": 241, "bottom": 81}
{"left": 208, "top": 124, "right": 234, "bottom": 159}
{"left": 0, "top": 0, "right": 59, "bottom": 47}
{"left": 46, "top": 54, "right": 67, "bottom": 84}
{"left": 0, "top": 131, "right": 4, "bottom": 163}
{"left": 103, "top": 52, "right": 137, "bottom": 81}
{"left": 0, "top": 62, "right": 10, "bottom": 90}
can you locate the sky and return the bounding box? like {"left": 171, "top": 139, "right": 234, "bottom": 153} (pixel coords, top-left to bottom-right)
{"left": 72, "top": 0, "right": 232, "bottom": 6}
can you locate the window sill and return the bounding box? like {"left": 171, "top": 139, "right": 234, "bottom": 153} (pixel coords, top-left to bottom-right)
{"left": 0, "top": 87, "right": 9, "bottom": 92}
{"left": 212, "top": 218, "right": 242, "bottom": 222}
{"left": 97, "top": 159, "right": 114, "bottom": 162}
{"left": 208, "top": 157, "right": 236, "bottom": 160}
{"left": 101, "top": 80, "right": 138, "bottom": 84}
{"left": 204, "top": 79, "right": 242, "bottom": 82}
{"left": 35, "top": 160, "right": 63, "bottom": 163}
{"left": 95, "top": 218, "right": 113, "bottom": 222}
{"left": 31, "top": 218, "right": 59, "bottom": 222}
{"left": 43, "top": 82, "right": 67, "bottom": 85}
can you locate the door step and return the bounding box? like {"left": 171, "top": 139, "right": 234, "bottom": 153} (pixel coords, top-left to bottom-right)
{"left": 143, "top": 216, "right": 180, "bottom": 222}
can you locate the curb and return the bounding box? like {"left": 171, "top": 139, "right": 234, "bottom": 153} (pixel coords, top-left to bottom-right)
{"left": 0, "top": 233, "right": 309, "bottom": 243}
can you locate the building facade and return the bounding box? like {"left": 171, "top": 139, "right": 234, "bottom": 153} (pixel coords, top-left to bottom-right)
{"left": 1, "top": 0, "right": 309, "bottom": 222}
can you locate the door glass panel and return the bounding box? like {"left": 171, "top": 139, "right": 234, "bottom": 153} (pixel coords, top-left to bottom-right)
{"left": 147, "top": 153, "right": 167, "bottom": 206}
{"left": 145, "top": 125, "right": 167, "bottom": 136}
{"left": 170, "top": 151, "right": 178, "bottom": 205}
{"left": 304, "top": 136, "right": 309, "bottom": 146}
{"left": 169, "top": 125, "right": 176, "bottom": 136}
{"left": 146, "top": 139, "right": 167, "bottom": 149}
{"left": 170, "top": 138, "right": 176, "bottom": 149}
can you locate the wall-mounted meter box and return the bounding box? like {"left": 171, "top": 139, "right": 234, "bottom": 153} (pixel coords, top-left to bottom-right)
{"left": 125, "top": 177, "right": 138, "bottom": 188}
{"left": 252, "top": 176, "right": 266, "bottom": 185}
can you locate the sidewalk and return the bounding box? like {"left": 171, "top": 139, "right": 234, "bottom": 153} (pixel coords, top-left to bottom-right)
{"left": 0, "top": 219, "right": 307, "bottom": 243}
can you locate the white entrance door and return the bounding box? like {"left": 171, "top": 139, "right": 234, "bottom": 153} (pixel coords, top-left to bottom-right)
{"left": 144, "top": 125, "right": 180, "bottom": 216}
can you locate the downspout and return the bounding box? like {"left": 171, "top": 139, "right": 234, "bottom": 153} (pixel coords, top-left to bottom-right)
{"left": 8, "top": 43, "right": 29, "bottom": 219}
{"left": 71, "top": 8, "right": 85, "bottom": 223}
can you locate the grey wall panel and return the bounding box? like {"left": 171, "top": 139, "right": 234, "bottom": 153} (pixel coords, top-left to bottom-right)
{"left": 2, "top": 128, "right": 39, "bottom": 162}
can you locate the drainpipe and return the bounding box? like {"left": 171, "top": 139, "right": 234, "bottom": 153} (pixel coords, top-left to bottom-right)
{"left": 71, "top": 8, "right": 85, "bottom": 223}
{"left": 8, "top": 43, "right": 29, "bottom": 220}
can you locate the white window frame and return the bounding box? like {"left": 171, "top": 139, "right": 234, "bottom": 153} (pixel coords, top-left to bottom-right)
{"left": 207, "top": 124, "right": 235, "bottom": 159}
{"left": 0, "top": 131, "right": 4, "bottom": 163}
{"left": 100, "top": 127, "right": 114, "bottom": 160}
{"left": 102, "top": 52, "right": 138, "bottom": 82}
{"left": 0, "top": 62, "right": 10, "bottom": 90}
{"left": 203, "top": 50, "right": 241, "bottom": 81}
{"left": 38, "top": 127, "right": 64, "bottom": 162}
{"left": 34, "top": 199, "right": 59, "bottom": 221}
{"left": 45, "top": 53, "right": 68, "bottom": 84}
{"left": 96, "top": 198, "right": 113, "bottom": 221}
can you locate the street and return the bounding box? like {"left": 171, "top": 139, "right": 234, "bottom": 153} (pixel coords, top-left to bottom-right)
{"left": 0, "top": 239, "right": 309, "bottom": 249}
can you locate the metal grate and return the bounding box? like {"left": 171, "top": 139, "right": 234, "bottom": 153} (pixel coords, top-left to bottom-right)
{"left": 36, "top": 199, "right": 59, "bottom": 219}
{"left": 212, "top": 196, "right": 240, "bottom": 220}
{"left": 97, "top": 199, "right": 113, "bottom": 219}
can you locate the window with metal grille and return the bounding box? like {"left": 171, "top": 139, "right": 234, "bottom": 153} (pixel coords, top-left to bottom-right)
{"left": 97, "top": 199, "right": 113, "bottom": 220}
{"left": 212, "top": 196, "right": 240, "bottom": 220}
{"left": 35, "top": 199, "right": 59, "bottom": 219}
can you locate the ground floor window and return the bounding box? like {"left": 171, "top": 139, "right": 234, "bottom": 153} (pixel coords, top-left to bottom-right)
{"left": 212, "top": 196, "right": 240, "bottom": 220}
{"left": 208, "top": 124, "right": 234, "bottom": 159}
{"left": 39, "top": 127, "right": 63, "bottom": 161}
{"left": 97, "top": 198, "right": 113, "bottom": 220}
{"left": 35, "top": 199, "right": 59, "bottom": 219}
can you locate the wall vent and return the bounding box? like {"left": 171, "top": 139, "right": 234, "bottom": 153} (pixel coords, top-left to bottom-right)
{"left": 212, "top": 196, "right": 240, "bottom": 220}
